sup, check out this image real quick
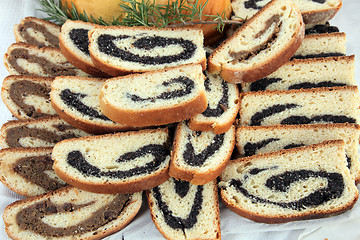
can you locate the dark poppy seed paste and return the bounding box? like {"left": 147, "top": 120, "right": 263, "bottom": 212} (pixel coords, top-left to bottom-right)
{"left": 152, "top": 184, "right": 203, "bottom": 229}
{"left": 280, "top": 115, "right": 357, "bottom": 125}
{"left": 291, "top": 52, "right": 345, "bottom": 60}
{"left": 69, "top": 28, "right": 90, "bottom": 55}
{"left": 126, "top": 76, "right": 194, "bottom": 102}
{"left": 249, "top": 78, "right": 282, "bottom": 91}
{"left": 229, "top": 169, "right": 344, "bottom": 211}
{"left": 243, "top": 138, "right": 280, "bottom": 156}
{"left": 249, "top": 103, "right": 300, "bottom": 126}
{"left": 15, "top": 194, "right": 129, "bottom": 237}
{"left": 183, "top": 133, "right": 225, "bottom": 166}
{"left": 174, "top": 179, "right": 190, "bottom": 198}
{"left": 67, "top": 144, "right": 169, "bottom": 179}
{"left": 14, "top": 155, "right": 66, "bottom": 191}
{"left": 244, "top": 0, "right": 264, "bottom": 10}
{"left": 9, "top": 80, "right": 52, "bottom": 118}
{"left": 60, "top": 89, "right": 111, "bottom": 121}
{"left": 305, "top": 23, "right": 339, "bottom": 35}
{"left": 97, "top": 34, "right": 196, "bottom": 65}
{"left": 288, "top": 81, "right": 347, "bottom": 90}
{"left": 201, "top": 78, "right": 229, "bottom": 117}
{"left": 5, "top": 126, "right": 79, "bottom": 148}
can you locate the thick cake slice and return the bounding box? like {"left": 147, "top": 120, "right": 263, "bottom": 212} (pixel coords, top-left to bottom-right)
{"left": 236, "top": 123, "right": 360, "bottom": 182}
{"left": 3, "top": 186, "right": 142, "bottom": 240}
{"left": 188, "top": 71, "right": 240, "bottom": 134}
{"left": 239, "top": 86, "right": 360, "bottom": 126}
{"left": 0, "top": 147, "right": 67, "bottom": 197}
{"left": 219, "top": 140, "right": 359, "bottom": 223}
{"left": 169, "top": 122, "right": 235, "bottom": 185}
{"left": 4, "top": 43, "right": 91, "bottom": 77}
{"left": 241, "top": 55, "right": 355, "bottom": 91}
{"left": 0, "top": 116, "right": 90, "bottom": 148}
{"left": 147, "top": 178, "right": 220, "bottom": 240}
{"left": 52, "top": 128, "right": 171, "bottom": 194}
{"left": 51, "top": 76, "right": 135, "bottom": 134}
{"left": 1, "top": 75, "right": 57, "bottom": 119}
{"left": 88, "top": 26, "right": 206, "bottom": 76}
{"left": 232, "top": 0, "right": 342, "bottom": 24}
{"left": 292, "top": 32, "right": 346, "bottom": 59}
{"left": 99, "top": 64, "right": 207, "bottom": 127}
{"left": 208, "top": 0, "right": 304, "bottom": 83}
{"left": 14, "top": 17, "right": 61, "bottom": 48}
{"left": 59, "top": 20, "right": 109, "bottom": 77}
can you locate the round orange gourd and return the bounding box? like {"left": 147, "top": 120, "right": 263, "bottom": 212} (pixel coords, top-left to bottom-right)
{"left": 61, "top": 0, "right": 231, "bottom": 44}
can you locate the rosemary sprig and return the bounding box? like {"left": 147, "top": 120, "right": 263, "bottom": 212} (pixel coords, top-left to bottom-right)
{"left": 38, "top": 0, "right": 244, "bottom": 32}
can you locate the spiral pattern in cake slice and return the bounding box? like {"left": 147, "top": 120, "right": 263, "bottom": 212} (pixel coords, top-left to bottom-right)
{"left": 170, "top": 121, "right": 235, "bottom": 185}
{"left": 239, "top": 86, "right": 360, "bottom": 126}
{"left": 188, "top": 71, "right": 240, "bottom": 134}
{"left": 219, "top": 140, "right": 358, "bottom": 223}
{"left": 88, "top": 26, "right": 206, "bottom": 76}
{"left": 0, "top": 116, "right": 90, "bottom": 149}
{"left": 52, "top": 128, "right": 171, "bottom": 194}
{"left": 3, "top": 186, "right": 142, "bottom": 240}
{"left": 1, "top": 75, "right": 57, "bottom": 119}
{"left": 147, "top": 178, "right": 220, "bottom": 240}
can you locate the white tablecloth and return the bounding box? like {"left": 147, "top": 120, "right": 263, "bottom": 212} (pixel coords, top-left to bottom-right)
{"left": 0, "top": 0, "right": 360, "bottom": 239}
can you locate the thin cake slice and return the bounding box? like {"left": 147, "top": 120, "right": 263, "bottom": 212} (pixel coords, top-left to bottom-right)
{"left": 232, "top": 0, "right": 342, "bottom": 24}
{"left": 1, "top": 75, "right": 57, "bottom": 119}
{"left": 219, "top": 140, "right": 359, "bottom": 223}
{"left": 0, "top": 147, "right": 67, "bottom": 197}
{"left": 14, "top": 17, "right": 61, "bottom": 48}
{"left": 3, "top": 186, "right": 142, "bottom": 240}
{"left": 188, "top": 71, "right": 240, "bottom": 134}
{"left": 59, "top": 20, "right": 109, "bottom": 77}
{"left": 236, "top": 123, "right": 360, "bottom": 182}
{"left": 88, "top": 26, "right": 206, "bottom": 76}
{"left": 51, "top": 76, "right": 136, "bottom": 134}
{"left": 208, "top": 0, "right": 304, "bottom": 83}
{"left": 239, "top": 86, "right": 360, "bottom": 126}
{"left": 147, "top": 178, "right": 220, "bottom": 240}
{"left": 170, "top": 122, "right": 235, "bottom": 185}
{"left": 0, "top": 116, "right": 90, "bottom": 149}
{"left": 52, "top": 128, "right": 171, "bottom": 194}
{"left": 4, "top": 43, "right": 91, "bottom": 77}
{"left": 241, "top": 55, "right": 355, "bottom": 91}
{"left": 99, "top": 64, "right": 207, "bottom": 127}
{"left": 292, "top": 32, "right": 346, "bottom": 59}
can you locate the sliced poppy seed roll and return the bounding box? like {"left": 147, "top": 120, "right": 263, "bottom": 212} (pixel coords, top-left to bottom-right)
{"left": 0, "top": 116, "right": 90, "bottom": 149}
{"left": 219, "top": 140, "right": 359, "bottom": 223}
{"left": 50, "top": 76, "right": 136, "bottom": 134}
{"left": 169, "top": 122, "right": 235, "bottom": 185}
{"left": 3, "top": 186, "right": 142, "bottom": 240}
{"left": 1, "top": 75, "right": 57, "bottom": 119}
{"left": 147, "top": 178, "right": 220, "bottom": 240}
{"left": 4, "top": 43, "right": 91, "bottom": 77}
{"left": 231, "top": 0, "right": 342, "bottom": 24}
{"left": 0, "top": 147, "right": 66, "bottom": 197}
{"left": 241, "top": 55, "right": 355, "bottom": 92}
{"left": 88, "top": 26, "right": 206, "bottom": 76}
{"left": 52, "top": 128, "right": 171, "bottom": 194}
{"left": 236, "top": 123, "right": 360, "bottom": 182}
{"left": 14, "top": 17, "right": 61, "bottom": 48}
{"left": 239, "top": 86, "right": 360, "bottom": 126}
{"left": 208, "top": 0, "right": 304, "bottom": 83}
{"left": 59, "top": 20, "right": 109, "bottom": 77}
{"left": 99, "top": 64, "right": 207, "bottom": 127}
{"left": 188, "top": 71, "right": 240, "bottom": 134}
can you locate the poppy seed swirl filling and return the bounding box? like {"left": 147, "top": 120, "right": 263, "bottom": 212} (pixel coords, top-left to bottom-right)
{"left": 126, "top": 76, "right": 194, "bottom": 102}
{"left": 60, "top": 89, "right": 111, "bottom": 121}
{"left": 152, "top": 181, "right": 203, "bottom": 229}
{"left": 97, "top": 34, "right": 196, "bottom": 65}
{"left": 201, "top": 77, "right": 229, "bottom": 117}
{"left": 228, "top": 168, "right": 345, "bottom": 211}
{"left": 66, "top": 144, "right": 170, "bottom": 179}
{"left": 69, "top": 28, "right": 90, "bottom": 55}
